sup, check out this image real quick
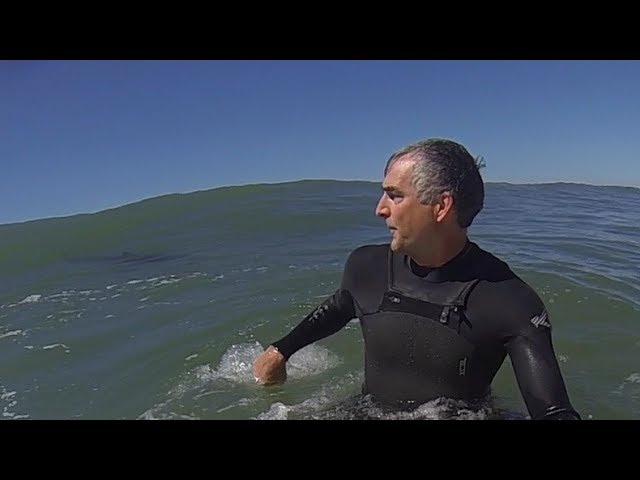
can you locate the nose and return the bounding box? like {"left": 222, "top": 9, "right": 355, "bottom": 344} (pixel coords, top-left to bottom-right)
{"left": 376, "top": 194, "right": 389, "bottom": 218}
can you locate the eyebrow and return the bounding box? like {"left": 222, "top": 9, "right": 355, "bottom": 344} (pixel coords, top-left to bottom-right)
{"left": 382, "top": 186, "right": 403, "bottom": 195}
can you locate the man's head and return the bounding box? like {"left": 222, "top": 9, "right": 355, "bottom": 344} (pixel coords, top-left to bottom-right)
{"left": 375, "top": 138, "right": 485, "bottom": 258}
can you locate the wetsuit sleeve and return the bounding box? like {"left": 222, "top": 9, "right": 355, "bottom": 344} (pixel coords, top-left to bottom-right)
{"left": 270, "top": 250, "right": 360, "bottom": 360}
{"left": 271, "top": 289, "right": 355, "bottom": 360}
{"left": 502, "top": 283, "right": 581, "bottom": 420}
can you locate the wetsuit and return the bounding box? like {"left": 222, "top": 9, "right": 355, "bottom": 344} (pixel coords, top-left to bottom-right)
{"left": 272, "top": 241, "right": 580, "bottom": 420}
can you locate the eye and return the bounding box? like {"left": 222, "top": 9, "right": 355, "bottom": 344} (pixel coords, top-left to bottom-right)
{"left": 387, "top": 192, "right": 403, "bottom": 202}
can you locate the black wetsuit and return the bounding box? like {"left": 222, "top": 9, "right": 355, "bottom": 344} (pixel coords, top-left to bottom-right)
{"left": 272, "top": 241, "right": 580, "bottom": 420}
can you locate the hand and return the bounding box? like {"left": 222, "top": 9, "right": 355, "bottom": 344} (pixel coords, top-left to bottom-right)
{"left": 253, "top": 345, "right": 287, "bottom": 385}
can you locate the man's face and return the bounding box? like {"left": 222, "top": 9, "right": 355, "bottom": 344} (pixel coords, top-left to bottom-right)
{"left": 375, "top": 157, "right": 438, "bottom": 255}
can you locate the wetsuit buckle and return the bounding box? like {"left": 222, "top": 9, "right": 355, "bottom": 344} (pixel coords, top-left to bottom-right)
{"left": 439, "top": 306, "right": 450, "bottom": 324}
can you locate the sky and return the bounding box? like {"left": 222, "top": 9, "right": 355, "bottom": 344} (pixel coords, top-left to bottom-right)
{"left": 2, "top": 60, "right": 639, "bottom": 225}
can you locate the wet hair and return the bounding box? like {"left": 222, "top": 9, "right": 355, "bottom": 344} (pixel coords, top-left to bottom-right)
{"left": 385, "top": 138, "right": 485, "bottom": 228}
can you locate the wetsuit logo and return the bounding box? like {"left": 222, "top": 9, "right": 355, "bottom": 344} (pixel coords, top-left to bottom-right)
{"left": 458, "top": 357, "right": 467, "bottom": 376}
{"left": 310, "top": 304, "right": 330, "bottom": 323}
{"left": 530, "top": 310, "right": 551, "bottom": 329}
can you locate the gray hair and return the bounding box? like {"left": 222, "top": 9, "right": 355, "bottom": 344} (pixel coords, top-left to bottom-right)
{"left": 385, "top": 138, "right": 485, "bottom": 228}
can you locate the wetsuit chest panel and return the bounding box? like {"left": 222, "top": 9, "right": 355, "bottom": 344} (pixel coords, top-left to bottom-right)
{"left": 360, "top": 292, "right": 476, "bottom": 404}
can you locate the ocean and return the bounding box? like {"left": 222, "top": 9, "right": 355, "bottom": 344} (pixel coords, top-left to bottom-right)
{"left": 1, "top": 180, "right": 638, "bottom": 420}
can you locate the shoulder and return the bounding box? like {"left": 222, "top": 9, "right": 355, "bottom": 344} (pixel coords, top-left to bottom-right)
{"left": 467, "top": 244, "right": 550, "bottom": 331}
{"left": 345, "top": 243, "right": 389, "bottom": 267}
{"left": 470, "top": 276, "right": 552, "bottom": 338}
{"left": 341, "top": 244, "right": 389, "bottom": 286}
{"left": 467, "top": 242, "right": 514, "bottom": 281}
{"left": 479, "top": 274, "right": 545, "bottom": 311}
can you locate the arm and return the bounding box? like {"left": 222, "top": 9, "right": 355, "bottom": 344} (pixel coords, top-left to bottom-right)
{"left": 271, "top": 288, "right": 356, "bottom": 360}
{"left": 506, "top": 329, "right": 580, "bottom": 420}
{"left": 253, "top": 288, "right": 356, "bottom": 385}
{"left": 253, "top": 244, "right": 367, "bottom": 385}
{"left": 501, "top": 286, "right": 580, "bottom": 420}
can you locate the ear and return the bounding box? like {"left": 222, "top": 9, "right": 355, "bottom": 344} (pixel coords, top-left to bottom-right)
{"left": 434, "top": 193, "right": 455, "bottom": 223}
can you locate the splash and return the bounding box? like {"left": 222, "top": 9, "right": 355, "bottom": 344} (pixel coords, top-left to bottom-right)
{"left": 138, "top": 341, "right": 341, "bottom": 420}
{"left": 257, "top": 390, "right": 496, "bottom": 421}
{"left": 195, "top": 341, "right": 340, "bottom": 384}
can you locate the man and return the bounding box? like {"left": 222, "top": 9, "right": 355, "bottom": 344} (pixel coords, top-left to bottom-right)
{"left": 253, "top": 138, "right": 580, "bottom": 420}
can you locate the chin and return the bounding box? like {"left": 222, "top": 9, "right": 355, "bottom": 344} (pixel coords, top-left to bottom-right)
{"left": 390, "top": 240, "right": 405, "bottom": 253}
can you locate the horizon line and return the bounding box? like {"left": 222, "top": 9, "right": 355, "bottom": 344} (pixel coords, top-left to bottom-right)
{"left": 2, "top": 178, "right": 638, "bottom": 227}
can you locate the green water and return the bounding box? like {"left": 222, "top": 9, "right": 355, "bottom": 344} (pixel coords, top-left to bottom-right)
{"left": 1, "top": 180, "right": 638, "bottom": 419}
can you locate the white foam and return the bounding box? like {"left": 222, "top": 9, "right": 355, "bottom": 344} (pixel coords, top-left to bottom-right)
{"left": 139, "top": 342, "right": 341, "bottom": 420}
{"left": 0, "top": 391, "right": 16, "bottom": 401}
{"left": 187, "top": 272, "right": 207, "bottom": 279}
{"left": 42, "top": 343, "right": 70, "bottom": 352}
{"left": 140, "top": 410, "right": 198, "bottom": 420}
{"left": 126, "top": 279, "right": 144, "bottom": 285}
{"left": 255, "top": 372, "right": 494, "bottom": 421}
{"left": 197, "top": 342, "right": 264, "bottom": 384}
{"left": 286, "top": 344, "right": 341, "bottom": 379}
{"left": 256, "top": 375, "right": 360, "bottom": 420}
{"left": 0, "top": 330, "right": 23, "bottom": 340}
{"left": 1, "top": 384, "right": 29, "bottom": 420}
{"left": 257, "top": 402, "right": 291, "bottom": 420}
{"left": 48, "top": 292, "right": 75, "bottom": 299}
{"left": 106, "top": 284, "right": 118, "bottom": 290}
{"left": 153, "top": 279, "right": 181, "bottom": 286}
{"left": 197, "top": 342, "right": 340, "bottom": 385}
{"left": 260, "top": 394, "right": 493, "bottom": 421}
{"left": 386, "top": 398, "right": 491, "bottom": 420}
{"left": 19, "top": 294, "right": 41, "bottom": 304}
{"left": 625, "top": 373, "right": 640, "bottom": 384}
{"left": 613, "top": 373, "right": 640, "bottom": 395}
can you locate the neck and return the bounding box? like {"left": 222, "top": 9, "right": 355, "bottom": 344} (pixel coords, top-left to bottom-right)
{"left": 410, "top": 229, "right": 469, "bottom": 268}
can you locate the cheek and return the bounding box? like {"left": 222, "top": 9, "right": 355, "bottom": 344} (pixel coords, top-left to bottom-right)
{"left": 410, "top": 210, "right": 431, "bottom": 233}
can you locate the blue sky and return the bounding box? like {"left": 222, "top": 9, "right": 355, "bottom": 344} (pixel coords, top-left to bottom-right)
{"left": 2, "top": 60, "right": 639, "bottom": 224}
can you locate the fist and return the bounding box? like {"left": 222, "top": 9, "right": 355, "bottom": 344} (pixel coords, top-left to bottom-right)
{"left": 253, "top": 346, "right": 287, "bottom": 385}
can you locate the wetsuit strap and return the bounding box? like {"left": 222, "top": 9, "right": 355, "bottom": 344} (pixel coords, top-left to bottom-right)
{"left": 386, "top": 247, "right": 393, "bottom": 291}
{"left": 444, "top": 279, "right": 478, "bottom": 332}
{"left": 453, "top": 278, "right": 481, "bottom": 307}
